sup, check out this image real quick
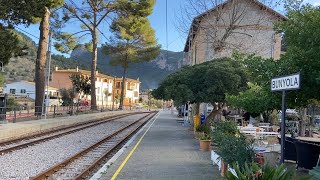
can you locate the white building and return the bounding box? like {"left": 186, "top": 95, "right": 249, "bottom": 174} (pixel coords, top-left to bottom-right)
{"left": 114, "top": 77, "right": 140, "bottom": 107}
{"left": 4, "top": 81, "right": 59, "bottom": 100}
{"left": 3, "top": 81, "right": 60, "bottom": 106}
{"left": 50, "top": 68, "right": 114, "bottom": 107}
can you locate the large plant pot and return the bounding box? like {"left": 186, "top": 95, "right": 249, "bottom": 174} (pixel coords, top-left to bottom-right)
{"left": 199, "top": 140, "right": 211, "bottom": 151}
{"left": 220, "top": 160, "right": 228, "bottom": 177}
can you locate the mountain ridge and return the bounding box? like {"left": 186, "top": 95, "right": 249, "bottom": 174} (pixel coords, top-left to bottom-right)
{"left": 4, "top": 31, "right": 186, "bottom": 90}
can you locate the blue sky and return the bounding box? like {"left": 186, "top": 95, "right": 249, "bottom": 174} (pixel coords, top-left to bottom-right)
{"left": 17, "top": 0, "right": 319, "bottom": 55}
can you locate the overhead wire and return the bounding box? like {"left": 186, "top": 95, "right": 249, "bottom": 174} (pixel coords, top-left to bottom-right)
{"left": 14, "top": 26, "right": 40, "bottom": 40}
{"left": 68, "top": 0, "right": 109, "bottom": 43}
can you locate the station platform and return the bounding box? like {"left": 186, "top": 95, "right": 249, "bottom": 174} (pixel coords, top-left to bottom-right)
{"left": 0, "top": 110, "right": 135, "bottom": 142}
{"left": 98, "top": 110, "right": 221, "bottom": 180}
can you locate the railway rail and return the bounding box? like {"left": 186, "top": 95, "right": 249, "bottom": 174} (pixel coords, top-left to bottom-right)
{"left": 0, "top": 112, "right": 149, "bottom": 155}
{"left": 32, "top": 111, "right": 157, "bottom": 180}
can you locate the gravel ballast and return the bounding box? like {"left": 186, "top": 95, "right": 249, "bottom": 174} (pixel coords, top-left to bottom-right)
{"left": 0, "top": 114, "right": 146, "bottom": 179}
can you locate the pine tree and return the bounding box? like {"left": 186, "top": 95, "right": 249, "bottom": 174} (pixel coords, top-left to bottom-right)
{"left": 103, "top": 1, "right": 160, "bottom": 110}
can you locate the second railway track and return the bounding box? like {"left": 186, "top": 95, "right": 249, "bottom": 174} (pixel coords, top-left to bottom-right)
{"left": 32, "top": 111, "right": 158, "bottom": 180}
{"left": 0, "top": 112, "right": 149, "bottom": 155}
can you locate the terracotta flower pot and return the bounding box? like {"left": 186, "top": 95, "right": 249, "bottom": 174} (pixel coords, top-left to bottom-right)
{"left": 199, "top": 140, "right": 211, "bottom": 151}
{"left": 220, "top": 160, "right": 228, "bottom": 177}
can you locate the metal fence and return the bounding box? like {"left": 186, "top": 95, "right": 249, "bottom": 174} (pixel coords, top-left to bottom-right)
{"left": 0, "top": 104, "right": 147, "bottom": 123}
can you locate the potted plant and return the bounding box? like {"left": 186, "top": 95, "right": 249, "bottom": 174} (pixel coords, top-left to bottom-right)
{"left": 199, "top": 133, "right": 211, "bottom": 151}
{"left": 195, "top": 124, "right": 210, "bottom": 140}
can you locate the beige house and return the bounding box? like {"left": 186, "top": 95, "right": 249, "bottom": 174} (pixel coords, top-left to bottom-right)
{"left": 50, "top": 67, "right": 114, "bottom": 106}
{"left": 184, "top": 0, "right": 286, "bottom": 65}
{"left": 50, "top": 67, "right": 140, "bottom": 107}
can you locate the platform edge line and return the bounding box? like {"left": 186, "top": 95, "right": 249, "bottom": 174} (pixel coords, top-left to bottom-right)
{"left": 110, "top": 112, "right": 160, "bottom": 180}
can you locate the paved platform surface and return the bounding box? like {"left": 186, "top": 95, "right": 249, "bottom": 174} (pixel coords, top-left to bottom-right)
{"left": 100, "top": 110, "right": 221, "bottom": 180}
{"left": 0, "top": 110, "right": 139, "bottom": 142}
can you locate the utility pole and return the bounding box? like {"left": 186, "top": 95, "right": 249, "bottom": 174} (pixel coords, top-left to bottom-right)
{"left": 42, "top": 30, "right": 53, "bottom": 119}
{"left": 112, "top": 76, "right": 116, "bottom": 111}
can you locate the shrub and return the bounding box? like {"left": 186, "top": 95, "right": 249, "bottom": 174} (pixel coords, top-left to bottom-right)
{"left": 212, "top": 121, "right": 254, "bottom": 168}
{"left": 196, "top": 124, "right": 210, "bottom": 134}
{"left": 199, "top": 133, "right": 211, "bottom": 140}
{"left": 226, "top": 162, "right": 305, "bottom": 180}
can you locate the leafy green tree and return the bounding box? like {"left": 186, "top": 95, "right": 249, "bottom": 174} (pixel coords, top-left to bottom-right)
{"left": 54, "top": 0, "right": 117, "bottom": 110}
{"left": 0, "top": 0, "right": 64, "bottom": 115}
{"left": 226, "top": 53, "right": 282, "bottom": 116}
{"left": 226, "top": 82, "right": 281, "bottom": 114}
{"left": 55, "top": 0, "right": 157, "bottom": 110}
{"left": 0, "top": 73, "right": 4, "bottom": 87}
{"left": 103, "top": 1, "right": 160, "bottom": 110}
{"left": 70, "top": 74, "right": 91, "bottom": 98}
{"left": 114, "top": 93, "right": 120, "bottom": 104}
{"left": 59, "top": 88, "right": 76, "bottom": 106}
{"left": 0, "top": 28, "right": 27, "bottom": 65}
{"left": 276, "top": 5, "right": 320, "bottom": 135}
{"left": 153, "top": 58, "right": 248, "bottom": 125}
{"left": 229, "top": 5, "right": 320, "bottom": 135}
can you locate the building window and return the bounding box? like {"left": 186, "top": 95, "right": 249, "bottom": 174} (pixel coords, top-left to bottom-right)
{"left": 10, "top": 89, "right": 16, "bottom": 94}
{"left": 116, "top": 82, "right": 121, "bottom": 88}
{"left": 134, "top": 91, "right": 138, "bottom": 97}
{"left": 20, "top": 89, "right": 26, "bottom": 94}
{"left": 104, "top": 88, "right": 108, "bottom": 95}
{"left": 97, "top": 87, "right": 101, "bottom": 94}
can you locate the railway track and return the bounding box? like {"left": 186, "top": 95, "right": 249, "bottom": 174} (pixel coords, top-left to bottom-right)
{"left": 0, "top": 112, "right": 149, "bottom": 155}
{"left": 32, "top": 111, "right": 157, "bottom": 180}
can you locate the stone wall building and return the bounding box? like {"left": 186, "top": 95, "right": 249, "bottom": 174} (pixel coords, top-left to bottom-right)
{"left": 183, "top": 0, "right": 286, "bottom": 65}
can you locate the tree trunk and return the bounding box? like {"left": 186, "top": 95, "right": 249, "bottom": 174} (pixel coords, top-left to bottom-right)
{"left": 119, "top": 66, "right": 127, "bottom": 110}
{"left": 35, "top": 7, "right": 50, "bottom": 116}
{"left": 90, "top": 23, "right": 98, "bottom": 110}
{"left": 191, "top": 103, "right": 200, "bottom": 117}
{"left": 205, "top": 102, "right": 225, "bottom": 127}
